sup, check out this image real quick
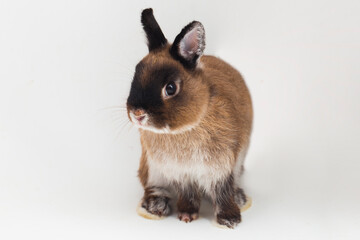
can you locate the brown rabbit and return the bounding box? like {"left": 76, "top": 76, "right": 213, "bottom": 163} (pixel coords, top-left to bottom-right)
{"left": 126, "top": 8, "right": 253, "bottom": 228}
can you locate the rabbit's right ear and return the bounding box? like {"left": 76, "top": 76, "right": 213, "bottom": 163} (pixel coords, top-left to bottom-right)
{"left": 170, "top": 21, "right": 205, "bottom": 69}
{"left": 141, "top": 8, "right": 167, "bottom": 52}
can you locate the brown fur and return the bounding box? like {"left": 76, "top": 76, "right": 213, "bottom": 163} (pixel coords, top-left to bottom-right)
{"left": 138, "top": 142, "right": 148, "bottom": 188}
{"left": 136, "top": 46, "right": 252, "bottom": 170}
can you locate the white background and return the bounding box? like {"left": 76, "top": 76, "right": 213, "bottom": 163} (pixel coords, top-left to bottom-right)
{"left": 1, "top": 0, "right": 359, "bottom": 239}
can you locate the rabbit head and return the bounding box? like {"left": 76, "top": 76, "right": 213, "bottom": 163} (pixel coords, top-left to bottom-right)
{"left": 127, "top": 8, "right": 209, "bottom": 134}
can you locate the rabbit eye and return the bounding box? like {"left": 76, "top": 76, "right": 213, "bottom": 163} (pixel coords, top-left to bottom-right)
{"left": 165, "top": 81, "right": 177, "bottom": 96}
{"left": 162, "top": 80, "right": 180, "bottom": 99}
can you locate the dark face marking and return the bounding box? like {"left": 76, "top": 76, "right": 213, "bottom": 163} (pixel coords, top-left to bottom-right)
{"left": 126, "top": 62, "right": 181, "bottom": 128}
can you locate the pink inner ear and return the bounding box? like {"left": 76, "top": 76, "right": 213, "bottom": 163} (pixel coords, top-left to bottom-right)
{"left": 180, "top": 27, "right": 199, "bottom": 60}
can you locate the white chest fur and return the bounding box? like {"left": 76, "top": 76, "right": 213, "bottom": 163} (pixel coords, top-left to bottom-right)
{"left": 146, "top": 147, "right": 233, "bottom": 193}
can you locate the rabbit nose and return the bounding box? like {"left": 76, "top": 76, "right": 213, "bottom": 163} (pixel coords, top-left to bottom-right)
{"left": 132, "top": 109, "right": 146, "bottom": 123}
{"left": 134, "top": 109, "right": 145, "bottom": 117}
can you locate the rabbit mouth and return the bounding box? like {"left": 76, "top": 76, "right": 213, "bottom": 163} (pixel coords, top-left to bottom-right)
{"left": 129, "top": 111, "right": 149, "bottom": 126}
{"left": 128, "top": 111, "right": 166, "bottom": 133}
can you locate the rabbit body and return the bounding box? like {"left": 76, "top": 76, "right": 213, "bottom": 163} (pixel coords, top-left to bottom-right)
{"left": 127, "top": 9, "right": 252, "bottom": 228}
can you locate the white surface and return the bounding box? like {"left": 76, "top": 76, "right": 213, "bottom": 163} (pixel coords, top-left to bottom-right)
{"left": 1, "top": 0, "right": 360, "bottom": 239}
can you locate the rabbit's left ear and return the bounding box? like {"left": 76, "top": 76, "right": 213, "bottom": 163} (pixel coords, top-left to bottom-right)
{"left": 141, "top": 8, "right": 167, "bottom": 51}
{"left": 170, "top": 21, "right": 205, "bottom": 69}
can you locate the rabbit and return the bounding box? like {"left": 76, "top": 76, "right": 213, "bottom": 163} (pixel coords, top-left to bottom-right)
{"left": 126, "top": 8, "right": 253, "bottom": 228}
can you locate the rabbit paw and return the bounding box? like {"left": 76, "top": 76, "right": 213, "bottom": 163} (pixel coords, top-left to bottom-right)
{"left": 178, "top": 212, "right": 199, "bottom": 223}
{"left": 141, "top": 195, "right": 171, "bottom": 217}
{"left": 216, "top": 212, "right": 241, "bottom": 229}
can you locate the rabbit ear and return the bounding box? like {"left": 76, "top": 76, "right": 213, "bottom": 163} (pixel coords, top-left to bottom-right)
{"left": 170, "top": 21, "right": 205, "bottom": 69}
{"left": 141, "top": 8, "right": 167, "bottom": 51}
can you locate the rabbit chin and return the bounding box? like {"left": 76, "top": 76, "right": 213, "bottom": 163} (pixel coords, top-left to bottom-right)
{"left": 135, "top": 122, "right": 198, "bottom": 135}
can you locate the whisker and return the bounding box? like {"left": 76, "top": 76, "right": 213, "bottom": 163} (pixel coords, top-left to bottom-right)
{"left": 98, "top": 106, "right": 127, "bottom": 111}
{"left": 97, "top": 111, "right": 129, "bottom": 130}
{"left": 114, "top": 119, "right": 132, "bottom": 141}
{"left": 125, "top": 120, "right": 134, "bottom": 133}
{"left": 110, "top": 117, "right": 129, "bottom": 128}
{"left": 96, "top": 102, "right": 137, "bottom": 141}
